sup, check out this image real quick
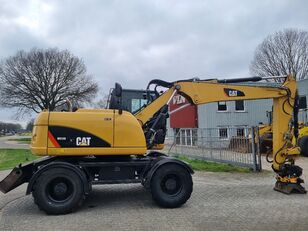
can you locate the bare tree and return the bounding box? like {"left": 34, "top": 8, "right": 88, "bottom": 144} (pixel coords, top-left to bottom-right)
{"left": 250, "top": 28, "right": 308, "bottom": 82}
{"left": 93, "top": 93, "right": 110, "bottom": 109}
{"left": 0, "top": 48, "right": 98, "bottom": 115}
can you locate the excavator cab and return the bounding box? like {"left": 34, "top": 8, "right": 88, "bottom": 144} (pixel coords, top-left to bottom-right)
{"left": 108, "top": 82, "right": 157, "bottom": 113}
{"left": 107, "top": 82, "right": 168, "bottom": 149}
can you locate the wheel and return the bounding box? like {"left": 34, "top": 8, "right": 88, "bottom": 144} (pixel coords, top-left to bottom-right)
{"left": 150, "top": 163, "right": 193, "bottom": 208}
{"left": 299, "top": 136, "right": 308, "bottom": 157}
{"left": 32, "top": 167, "right": 85, "bottom": 215}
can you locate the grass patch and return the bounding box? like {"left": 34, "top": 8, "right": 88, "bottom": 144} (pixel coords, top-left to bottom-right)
{"left": 19, "top": 132, "right": 32, "bottom": 136}
{"left": 0, "top": 149, "right": 38, "bottom": 170}
{"left": 0, "top": 149, "right": 250, "bottom": 173}
{"left": 177, "top": 156, "right": 251, "bottom": 173}
{"left": 8, "top": 137, "right": 31, "bottom": 144}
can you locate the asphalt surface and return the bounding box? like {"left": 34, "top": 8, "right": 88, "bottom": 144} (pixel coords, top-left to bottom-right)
{"left": 1, "top": 137, "right": 308, "bottom": 230}
{"left": 0, "top": 135, "right": 30, "bottom": 149}
{"left": 1, "top": 167, "right": 308, "bottom": 231}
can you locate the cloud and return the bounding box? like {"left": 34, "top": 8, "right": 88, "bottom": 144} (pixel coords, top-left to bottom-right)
{"left": 0, "top": 0, "right": 308, "bottom": 121}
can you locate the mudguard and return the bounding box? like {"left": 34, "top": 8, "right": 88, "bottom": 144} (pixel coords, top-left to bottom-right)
{"left": 143, "top": 156, "right": 194, "bottom": 189}
{"left": 26, "top": 161, "right": 91, "bottom": 195}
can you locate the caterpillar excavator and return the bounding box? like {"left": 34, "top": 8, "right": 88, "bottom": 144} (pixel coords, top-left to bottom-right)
{"left": 0, "top": 74, "right": 306, "bottom": 215}
{"left": 259, "top": 113, "right": 308, "bottom": 156}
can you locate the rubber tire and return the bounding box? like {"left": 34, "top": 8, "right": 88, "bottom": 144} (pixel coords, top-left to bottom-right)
{"left": 150, "top": 163, "right": 193, "bottom": 208}
{"left": 299, "top": 136, "right": 308, "bottom": 157}
{"left": 32, "top": 167, "right": 85, "bottom": 215}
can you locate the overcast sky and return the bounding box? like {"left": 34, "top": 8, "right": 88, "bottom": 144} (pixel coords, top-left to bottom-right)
{"left": 0, "top": 0, "right": 308, "bottom": 124}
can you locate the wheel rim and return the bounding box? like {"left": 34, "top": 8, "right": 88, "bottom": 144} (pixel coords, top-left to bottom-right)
{"left": 160, "top": 174, "right": 183, "bottom": 196}
{"left": 46, "top": 177, "right": 74, "bottom": 202}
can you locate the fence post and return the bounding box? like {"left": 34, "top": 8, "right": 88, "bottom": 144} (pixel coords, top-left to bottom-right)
{"left": 201, "top": 129, "right": 204, "bottom": 150}
{"left": 255, "top": 126, "right": 262, "bottom": 171}
{"left": 180, "top": 129, "right": 183, "bottom": 156}
{"left": 251, "top": 127, "right": 257, "bottom": 171}
{"left": 209, "top": 129, "right": 213, "bottom": 159}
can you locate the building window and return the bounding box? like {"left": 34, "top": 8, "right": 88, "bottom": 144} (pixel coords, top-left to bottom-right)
{"left": 175, "top": 128, "right": 181, "bottom": 145}
{"left": 236, "top": 128, "right": 245, "bottom": 137}
{"left": 219, "top": 128, "right": 228, "bottom": 139}
{"left": 175, "top": 129, "right": 197, "bottom": 146}
{"left": 192, "top": 129, "right": 198, "bottom": 146}
{"left": 186, "top": 129, "right": 191, "bottom": 145}
{"left": 299, "top": 96, "right": 307, "bottom": 109}
{"left": 181, "top": 130, "right": 186, "bottom": 145}
{"left": 217, "top": 101, "right": 227, "bottom": 111}
{"left": 235, "top": 100, "right": 245, "bottom": 111}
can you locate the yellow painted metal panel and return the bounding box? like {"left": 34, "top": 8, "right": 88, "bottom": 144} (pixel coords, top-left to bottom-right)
{"left": 48, "top": 110, "right": 114, "bottom": 147}
{"left": 30, "top": 125, "right": 48, "bottom": 155}
{"left": 33, "top": 111, "right": 49, "bottom": 125}
{"left": 114, "top": 110, "right": 146, "bottom": 148}
{"left": 178, "top": 82, "right": 286, "bottom": 105}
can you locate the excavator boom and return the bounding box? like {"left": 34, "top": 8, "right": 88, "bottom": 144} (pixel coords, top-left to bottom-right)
{"left": 136, "top": 75, "right": 305, "bottom": 194}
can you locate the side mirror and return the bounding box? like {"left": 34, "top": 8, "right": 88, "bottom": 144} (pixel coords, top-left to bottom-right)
{"left": 115, "top": 83, "right": 122, "bottom": 97}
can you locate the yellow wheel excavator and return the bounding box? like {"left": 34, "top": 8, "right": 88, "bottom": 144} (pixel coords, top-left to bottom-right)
{"left": 0, "top": 74, "right": 306, "bottom": 214}
{"left": 259, "top": 116, "right": 308, "bottom": 157}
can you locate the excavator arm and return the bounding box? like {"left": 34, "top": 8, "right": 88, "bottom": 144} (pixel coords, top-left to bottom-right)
{"left": 136, "top": 75, "right": 306, "bottom": 194}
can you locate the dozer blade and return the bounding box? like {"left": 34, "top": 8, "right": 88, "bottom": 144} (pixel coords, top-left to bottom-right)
{"left": 274, "top": 181, "right": 307, "bottom": 194}
{"left": 0, "top": 162, "right": 34, "bottom": 194}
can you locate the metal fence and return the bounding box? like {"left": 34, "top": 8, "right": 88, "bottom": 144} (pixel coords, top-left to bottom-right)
{"left": 164, "top": 127, "right": 261, "bottom": 171}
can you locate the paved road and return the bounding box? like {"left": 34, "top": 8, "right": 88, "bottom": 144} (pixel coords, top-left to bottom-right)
{"left": 0, "top": 135, "right": 30, "bottom": 149}
{"left": 1, "top": 163, "right": 308, "bottom": 231}
{"left": 1, "top": 138, "right": 308, "bottom": 230}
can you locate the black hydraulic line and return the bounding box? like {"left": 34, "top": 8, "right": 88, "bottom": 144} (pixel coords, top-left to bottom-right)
{"left": 282, "top": 99, "right": 292, "bottom": 116}
{"left": 174, "top": 77, "right": 201, "bottom": 83}
{"left": 147, "top": 77, "right": 216, "bottom": 90}
{"left": 217, "top": 77, "right": 262, "bottom": 83}
{"left": 293, "top": 92, "right": 299, "bottom": 141}
{"left": 147, "top": 76, "right": 263, "bottom": 90}
{"left": 146, "top": 79, "right": 173, "bottom": 90}
{"left": 145, "top": 105, "right": 169, "bottom": 148}
{"left": 273, "top": 142, "right": 288, "bottom": 166}
{"left": 266, "top": 150, "right": 273, "bottom": 163}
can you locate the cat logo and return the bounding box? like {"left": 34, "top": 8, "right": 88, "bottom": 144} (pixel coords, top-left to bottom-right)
{"left": 76, "top": 137, "right": 91, "bottom": 146}
{"left": 224, "top": 88, "right": 245, "bottom": 97}
{"left": 228, "top": 90, "right": 238, "bottom": 97}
